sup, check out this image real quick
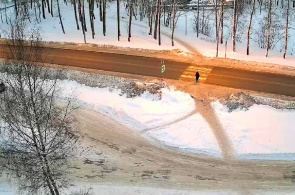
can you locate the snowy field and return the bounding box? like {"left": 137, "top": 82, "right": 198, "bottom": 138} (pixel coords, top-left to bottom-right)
{"left": 65, "top": 183, "right": 295, "bottom": 195}
{"left": 57, "top": 79, "right": 295, "bottom": 161}
{"left": 213, "top": 102, "right": 295, "bottom": 160}
{"left": 1, "top": 2, "right": 295, "bottom": 67}
{"left": 1, "top": 181, "right": 295, "bottom": 195}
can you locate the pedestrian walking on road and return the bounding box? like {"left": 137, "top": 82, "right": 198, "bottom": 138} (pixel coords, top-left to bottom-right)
{"left": 195, "top": 71, "right": 200, "bottom": 83}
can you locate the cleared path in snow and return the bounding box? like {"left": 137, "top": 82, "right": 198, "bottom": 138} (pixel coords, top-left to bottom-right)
{"left": 195, "top": 99, "right": 235, "bottom": 159}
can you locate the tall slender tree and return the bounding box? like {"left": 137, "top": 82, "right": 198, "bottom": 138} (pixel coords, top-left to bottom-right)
{"left": 220, "top": 0, "right": 224, "bottom": 44}
{"left": 117, "top": 0, "right": 121, "bottom": 41}
{"left": 232, "top": 0, "right": 237, "bottom": 52}
{"left": 57, "top": 0, "right": 65, "bottom": 34}
{"left": 73, "top": 0, "right": 80, "bottom": 30}
{"left": 247, "top": 0, "right": 256, "bottom": 55}
{"left": 154, "top": 0, "right": 160, "bottom": 39}
{"left": 158, "top": 0, "right": 161, "bottom": 45}
{"left": 283, "top": 0, "right": 290, "bottom": 59}
{"left": 266, "top": 0, "right": 272, "bottom": 57}
{"left": 89, "top": 0, "right": 95, "bottom": 39}
{"left": 128, "top": 0, "right": 133, "bottom": 41}
{"left": 197, "top": 0, "right": 200, "bottom": 37}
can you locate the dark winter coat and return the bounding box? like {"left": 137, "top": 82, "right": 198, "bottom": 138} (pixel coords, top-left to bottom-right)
{"left": 195, "top": 71, "right": 200, "bottom": 82}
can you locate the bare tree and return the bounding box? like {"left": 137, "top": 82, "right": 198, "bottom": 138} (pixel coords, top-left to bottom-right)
{"left": 77, "top": 0, "right": 87, "bottom": 43}
{"left": 171, "top": 0, "right": 185, "bottom": 46}
{"left": 247, "top": 0, "right": 256, "bottom": 55}
{"left": 117, "top": 0, "right": 121, "bottom": 41}
{"left": 89, "top": 0, "right": 95, "bottom": 39}
{"left": 220, "top": 0, "right": 224, "bottom": 44}
{"left": 283, "top": 0, "right": 290, "bottom": 59}
{"left": 154, "top": 0, "right": 160, "bottom": 39}
{"left": 103, "top": 0, "right": 106, "bottom": 36}
{"left": 171, "top": 0, "right": 177, "bottom": 46}
{"left": 232, "top": 0, "right": 238, "bottom": 52}
{"left": 216, "top": 0, "right": 222, "bottom": 57}
{"left": 57, "top": 0, "right": 65, "bottom": 34}
{"left": 158, "top": 0, "right": 161, "bottom": 45}
{"left": 0, "top": 17, "right": 78, "bottom": 195}
{"left": 128, "top": 0, "right": 133, "bottom": 41}
{"left": 148, "top": 0, "right": 155, "bottom": 35}
{"left": 73, "top": 0, "right": 80, "bottom": 30}
{"left": 266, "top": 0, "right": 272, "bottom": 57}
{"left": 197, "top": 0, "right": 200, "bottom": 37}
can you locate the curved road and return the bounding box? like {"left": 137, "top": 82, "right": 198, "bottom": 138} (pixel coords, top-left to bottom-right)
{"left": 1, "top": 46, "right": 295, "bottom": 97}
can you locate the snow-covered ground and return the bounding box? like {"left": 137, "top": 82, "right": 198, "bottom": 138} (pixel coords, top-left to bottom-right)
{"left": 65, "top": 183, "right": 295, "bottom": 195}
{"left": 0, "top": 2, "right": 188, "bottom": 51}
{"left": 170, "top": 10, "right": 295, "bottom": 67}
{"left": 57, "top": 78, "right": 295, "bottom": 161}
{"left": 60, "top": 80, "right": 196, "bottom": 131}
{"left": 1, "top": 182, "right": 295, "bottom": 195}
{"left": 1, "top": 2, "right": 295, "bottom": 67}
{"left": 213, "top": 102, "right": 295, "bottom": 160}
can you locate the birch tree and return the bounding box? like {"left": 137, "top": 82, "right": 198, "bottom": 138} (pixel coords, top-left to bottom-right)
{"left": 283, "top": 0, "right": 290, "bottom": 59}
{"left": 0, "top": 18, "right": 78, "bottom": 195}
{"left": 247, "top": 0, "right": 256, "bottom": 55}
{"left": 117, "top": 0, "right": 121, "bottom": 41}
{"left": 266, "top": 0, "right": 272, "bottom": 57}
{"left": 232, "top": 0, "right": 237, "bottom": 52}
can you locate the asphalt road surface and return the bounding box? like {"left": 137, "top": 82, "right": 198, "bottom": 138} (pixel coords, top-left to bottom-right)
{"left": 1, "top": 46, "right": 295, "bottom": 97}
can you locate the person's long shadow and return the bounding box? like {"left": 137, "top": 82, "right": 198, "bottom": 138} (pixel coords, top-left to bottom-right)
{"left": 195, "top": 98, "right": 235, "bottom": 160}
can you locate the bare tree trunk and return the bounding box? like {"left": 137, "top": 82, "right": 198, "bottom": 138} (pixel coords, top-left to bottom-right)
{"left": 216, "top": 0, "right": 222, "bottom": 57}
{"left": 197, "top": 0, "right": 200, "bottom": 37}
{"left": 158, "top": 0, "right": 161, "bottom": 45}
{"left": 220, "top": 1, "right": 224, "bottom": 44}
{"left": 117, "top": 0, "right": 121, "bottom": 41}
{"left": 82, "top": 0, "right": 87, "bottom": 32}
{"left": 128, "top": 0, "right": 132, "bottom": 41}
{"left": 149, "top": 6, "right": 153, "bottom": 35}
{"left": 57, "top": 0, "right": 65, "bottom": 34}
{"left": 154, "top": 0, "right": 160, "bottom": 39}
{"left": 51, "top": 0, "right": 53, "bottom": 17}
{"left": 163, "top": 2, "right": 165, "bottom": 25}
{"left": 89, "top": 0, "right": 95, "bottom": 39}
{"left": 283, "top": 0, "right": 290, "bottom": 59}
{"left": 266, "top": 0, "right": 272, "bottom": 57}
{"left": 46, "top": 0, "right": 51, "bottom": 14}
{"left": 14, "top": 0, "right": 18, "bottom": 17}
{"left": 5, "top": 5, "right": 8, "bottom": 24}
{"left": 171, "top": 0, "right": 176, "bottom": 46}
{"left": 247, "top": 0, "right": 255, "bottom": 55}
{"left": 103, "top": 0, "right": 106, "bottom": 36}
{"left": 73, "top": 0, "right": 80, "bottom": 30}
{"left": 0, "top": 6, "right": 3, "bottom": 24}
{"left": 232, "top": 0, "right": 237, "bottom": 52}
{"left": 78, "top": 0, "right": 86, "bottom": 43}
{"left": 215, "top": 0, "right": 218, "bottom": 41}
{"left": 140, "top": 0, "right": 144, "bottom": 21}
{"left": 99, "top": 0, "right": 103, "bottom": 21}
{"left": 42, "top": 0, "right": 46, "bottom": 19}
{"left": 202, "top": 1, "right": 204, "bottom": 34}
